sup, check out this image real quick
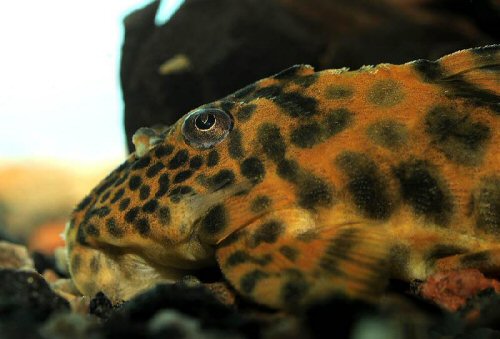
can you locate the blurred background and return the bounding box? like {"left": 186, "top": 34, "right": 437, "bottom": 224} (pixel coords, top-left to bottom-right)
{"left": 0, "top": 0, "right": 184, "bottom": 250}
{"left": 0, "top": 0, "right": 497, "bottom": 253}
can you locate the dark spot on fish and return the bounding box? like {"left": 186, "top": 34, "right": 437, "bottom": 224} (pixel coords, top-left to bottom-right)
{"left": 75, "top": 196, "right": 92, "bottom": 212}
{"left": 394, "top": 159, "right": 454, "bottom": 226}
{"left": 250, "top": 196, "right": 272, "bottom": 214}
{"left": 220, "top": 101, "right": 235, "bottom": 112}
{"left": 92, "top": 206, "right": 111, "bottom": 218}
{"left": 206, "top": 150, "right": 219, "bottom": 167}
{"left": 226, "top": 250, "right": 250, "bottom": 267}
{"left": 297, "top": 174, "right": 335, "bottom": 210}
{"left": 257, "top": 124, "right": 286, "bottom": 162}
{"left": 201, "top": 204, "right": 227, "bottom": 235}
{"left": 277, "top": 159, "right": 299, "bottom": 181}
{"left": 280, "top": 246, "right": 298, "bottom": 262}
{"left": 168, "top": 149, "right": 189, "bottom": 169}
{"left": 135, "top": 218, "right": 150, "bottom": 236}
{"left": 412, "top": 59, "right": 443, "bottom": 82}
{"left": 155, "top": 174, "right": 170, "bottom": 198}
{"left": 425, "top": 106, "right": 491, "bottom": 166}
{"left": 237, "top": 104, "right": 257, "bottom": 122}
{"left": 228, "top": 129, "right": 244, "bottom": 159}
{"left": 110, "top": 188, "right": 125, "bottom": 204}
{"left": 240, "top": 270, "right": 269, "bottom": 294}
{"left": 169, "top": 186, "right": 193, "bottom": 203}
{"left": 100, "top": 191, "right": 111, "bottom": 203}
{"left": 324, "top": 108, "right": 354, "bottom": 137}
{"left": 240, "top": 157, "right": 265, "bottom": 184}
{"left": 189, "top": 156, "right": 203, "bottom": 170}
{"left": 125, "top": 207, "right": 140, "bottom": 224}
{"left": 319, "top": 228, "right": 358, "bottom": 276}
{"left": 159, "top": 206, "right": 171, "bottom": 225}
{"left": 336, "top": 152, "right": 392, "bottom": 219}
{"left": 146, "top": 162, "right": 165, "bottom": 178}
{"left": 128, "top": 175, "right": 142, "bottom": 191}
{"left": 85, "top": 223, "right": 100, "bottom": 237}
{"left": 131, "top": 156, "right": 151, "bottom": 170}
{"left": 225, "top": 251, "right": 271, "bottom": 267}
{"left": 174, "top": 170, "right": 193, "bottom": 184}
{"left": 290, "top": 122, "right": 322, "bottom": 148}
{"left": 142, "top": 199, "right": 158, "bottom": 214}
{"left": 275, "top": 92, "right": 319, "bottom": 118}
{"left": 209, "top": 170, "right": 235, "bottom": 191}
{"left": 139, "top": 185, "right": 151, "bottom": 200}
{"left": 251, "top": 220, "right": 283, "bottom": 247}
{"left": 325, "top": 85, "right": 354, "bottom": 99}
{"left": 367, "top": 120, "right": 408, "bottom": 150}
{"left": 154, "top": 144, "right": 174, "bottom": 158}
{"left": 106, "top": 218, "right": 123, "bottom": 238}
{"left": 119, "top": 198, "right": 131, "bottom": 211}
{"left": 281, "top": 270, "right": 309, "bottom": 307}
{"left": 367, "top": 79, "right": 404, "bottom": 107}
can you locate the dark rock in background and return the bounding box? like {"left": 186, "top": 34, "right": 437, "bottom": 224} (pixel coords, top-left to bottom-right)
{"left": 100, "top": 283, "right": 264, "bottom": 338}
{"left": 121, "top": 0, "right": 497, "bottom": 152}
{"left": 0, "top": 269, "right": 70, "bottom": 339}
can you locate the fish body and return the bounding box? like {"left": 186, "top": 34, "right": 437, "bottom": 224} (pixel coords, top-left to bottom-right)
{"left": 66, "top": 45, "right": 500, "bottom": 309}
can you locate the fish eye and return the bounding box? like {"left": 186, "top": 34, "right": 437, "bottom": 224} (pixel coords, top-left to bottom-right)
{"left": 182, "top": 108, "right": 233, "bottom": 149}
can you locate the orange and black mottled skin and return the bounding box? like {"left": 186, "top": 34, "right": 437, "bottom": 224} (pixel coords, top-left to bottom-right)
{"left": 65, "top": 45, "right": 500, "bottom": 310}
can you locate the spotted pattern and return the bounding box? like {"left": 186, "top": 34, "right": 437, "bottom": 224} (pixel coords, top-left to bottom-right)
{"left": 274, "top": 92, "right": 319, "bottom": 118}
{"left": 336, "top": 152, "right": 393, "bottom": 219}
{"left": 325, "top": 85, "right": 354, "bottom": 99}
{"left": 279, "top": 246, "right": 298, "bottom": 262}
{"left": 257, "top": 123, "right": 286, "bottom": 161}
{"left": 250, "top": 196, "right": 272, "bottom": 214}
{"left": 206, "top": 150, "right": 219, "bottom": 167}
{"left": 366, "top": 120, "right": 408, "bottom": 150}
{"left": 200, "top": 204, "right": 227, "bottom": 235}
{"left": 425, "top": 106, "right": 491, "bottom": 166}
{"left": 367, "top": 80, "right": 404, "bottom": 107}
{"left": 67, "top": 46, "right": 499, "bottom": 310}
{"left": 168, "top": 150, "right": 189, "bottom": 169}
{"left": 251, "top": 220, "right": 284, "bottom": 248}
{"left": 240, "top": 157, "right": 265, "bottom": 184}
{"left": 106, "top": 218, "right": 123, "bottom": 238}
{"left": 240, "top": 270, "right": 269, "bottom": 294}
{"left": 237, "top": 104, "right": 257, "bottom": 122}
{"left": 228, "top": 129, "right": 244, "bottom": 159}
{"left": 394, "top": 160, "right": 454, "bottom": 226}
{"left": 288, "top": 109, "right": 354, "bottom": 149}
{"left": 413, "top": 58, "right": 500, "bottom": 114}
{"left": 319, "top": 228, "right": 358, "bottom": 276}
{"left": 281, "top": 270, "right": 309, "bottom": 306}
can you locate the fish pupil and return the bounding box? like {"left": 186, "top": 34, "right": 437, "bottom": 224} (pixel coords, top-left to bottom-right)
{"left": 195, "top": 113, "right": 216, "bottom": 130}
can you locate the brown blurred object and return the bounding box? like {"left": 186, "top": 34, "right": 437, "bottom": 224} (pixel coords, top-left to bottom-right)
{"left": 28, "top": 221, "right": 66, "bottom": 255}
{"left": 0, "top": 161, "right": 117, "bottom": 243}
{"left": 420, "top": 269, "right": 500, "bottom": 311}
{"left": 121, "top": 0, "right": 497, "bottom": 151}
